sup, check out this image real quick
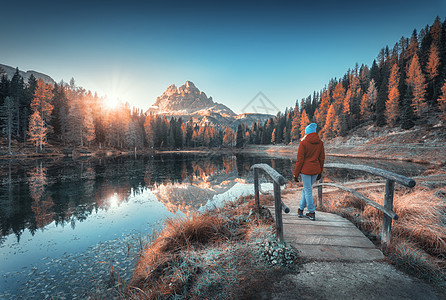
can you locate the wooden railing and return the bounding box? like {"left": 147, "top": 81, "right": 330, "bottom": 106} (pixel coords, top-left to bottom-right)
{"left": 251, "top": 162, "right": 416, "bottom": 247}
{"left": 251, "top": 163, "right": 289, "bottom": 242}
{"left": 314, "top": 163, "right": 416, "bottom": 247}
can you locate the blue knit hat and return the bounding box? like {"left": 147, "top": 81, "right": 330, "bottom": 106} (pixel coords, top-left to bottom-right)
{"left": 305, "top": 123, "right": 317, "bottom": 134}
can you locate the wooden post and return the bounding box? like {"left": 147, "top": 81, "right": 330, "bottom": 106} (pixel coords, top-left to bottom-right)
{"left": 382, "top": 179, "right": 395, "bottom": 247}
{"left": 274, "top": 181, "right": 284, "bottom": 243}
{"left": 317, "top": 174, "right": 323, "bottom": 208}
{"left": 254, "top": 168, "right": 260, "bottom": 212}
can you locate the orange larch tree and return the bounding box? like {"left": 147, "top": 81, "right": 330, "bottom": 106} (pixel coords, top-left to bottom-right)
{"left": 385, "top": 63, "right": 400, "bottom": 126}
{"left": 28, "top": 110, "right": 47, "bottom": 152}
{"left": 360, "top": 79, "right": 377, "bottom": 120}
{"left": 406, "top": 53, "right": 427, "bottom": 117}
{"left": 332, "top": 82, "right": 345, "bottom": 113}
{"left": 299, "top": 109, "right": 309, "bottom": 138}
{"left": 290, "top": 105, "right": 300, "bottom": 141}
{"left": 321, "top": 104, "right": 338, "bottom": 139}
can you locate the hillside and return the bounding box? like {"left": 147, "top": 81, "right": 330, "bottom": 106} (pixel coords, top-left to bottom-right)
{"left": 0, "top": 63, "right": 55, "bottom": 85}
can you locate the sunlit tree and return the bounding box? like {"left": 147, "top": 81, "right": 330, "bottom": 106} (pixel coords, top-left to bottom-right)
{"left": 290, "top": 105, "right": 300, "bottom": 141}
{"left": 406, "top": 53, "right": 427, "bottom": 117}
{"left": 426, "top": 44, "right": 440, "bottom": 102}
{"left": 386, "top": 64, "right": 400, "bottom": 126}
{"left": 28, "top": 110, "right": 47, "bottom": 152}
{"left": 299, "top": 109, "right": 309, "bottom": 137}
{"left": 332, "top": 82, "right": 345, "bottom": 113}
{"left": 360, "top": 79, "right": 377, "bottom": 120}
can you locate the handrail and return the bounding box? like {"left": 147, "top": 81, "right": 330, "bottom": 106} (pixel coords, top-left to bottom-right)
{"left": 250, "top": 163, "right": 289, "bottom": 242}
{"left": 317, "top": 163, "right": 416, "bottom": 247}
{"left": 313, "top": 183, "right": 398, "bottom": 220}
{"left": 324, "top": 163, "right": 416, "bottom": 188}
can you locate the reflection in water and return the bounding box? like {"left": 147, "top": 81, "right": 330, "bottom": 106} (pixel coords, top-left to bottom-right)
{"left": 0, "top": 154, "right": 294, "bottom": 244}
{"left": 0, "top": 153, "right": 426, "bottom": 245}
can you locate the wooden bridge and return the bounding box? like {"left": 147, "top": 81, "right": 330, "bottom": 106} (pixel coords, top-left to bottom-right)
{"left": 251, "top": 163, "right": 416, "bottom": 262}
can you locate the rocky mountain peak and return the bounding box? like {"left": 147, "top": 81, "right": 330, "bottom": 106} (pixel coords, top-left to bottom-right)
{"left": 151, "top": 81, "right": 227, "bottom": 115}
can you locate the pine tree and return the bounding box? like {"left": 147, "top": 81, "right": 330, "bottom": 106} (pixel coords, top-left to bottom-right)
{"left": 401, "top": 87, "right": 415, "bottom": 130}
{"left": 385, "top": 63, "right": 400, "bottom": 126}
{"left": 0, "top": 96, "right": 14, "bottom": 153}
{"left": 406, "top": 53, "right": 427, "bottom": 117}
{"left": 236, "top": 124, "right": 244, "bottom": 148}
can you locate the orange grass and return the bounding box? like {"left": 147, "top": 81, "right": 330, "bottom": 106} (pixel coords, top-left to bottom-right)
{"left": 127, "top": 196, "right": 288, "bottom": 299}
{"left": 320, "top": 185, "right": 446, "bottom": 283}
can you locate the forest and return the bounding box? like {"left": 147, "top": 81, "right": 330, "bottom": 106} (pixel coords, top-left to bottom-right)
{"left": 1, "top": 16, "right": 446, "bottom": 154}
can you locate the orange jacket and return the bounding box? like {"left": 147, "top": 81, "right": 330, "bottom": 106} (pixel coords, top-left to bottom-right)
{"left": 294, "top": 133, "right": 325, "bottom": 176}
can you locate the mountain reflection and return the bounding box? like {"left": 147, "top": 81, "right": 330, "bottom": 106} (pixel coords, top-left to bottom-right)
{"left": 0, "top": 154, "right": 294, "bottom": 243}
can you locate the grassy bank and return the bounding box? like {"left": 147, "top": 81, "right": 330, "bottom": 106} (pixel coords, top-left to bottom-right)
{"left": 319, "top": 182, "right": 446, "bottom": 287}
{"left": 126, "top": 196, "right": 299, "bottom": 299}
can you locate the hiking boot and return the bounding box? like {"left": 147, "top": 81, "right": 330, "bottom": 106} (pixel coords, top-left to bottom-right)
{"left": 306, "top": 212, "right": 316, "bottom": 221}
{"left": 297, "top": 209, "right": 304, "bottom": 218}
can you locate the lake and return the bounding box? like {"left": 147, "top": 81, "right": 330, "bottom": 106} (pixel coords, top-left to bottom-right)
{"left": 0, "top": 152, "right": 426, "bottom": 298}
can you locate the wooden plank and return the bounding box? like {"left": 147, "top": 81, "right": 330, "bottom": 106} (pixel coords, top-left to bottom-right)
{"left": 292, "top": 244, "right": 384, "bottom": 261}
{"left": 287, "top": 235, "right": 376, "bottom": 249}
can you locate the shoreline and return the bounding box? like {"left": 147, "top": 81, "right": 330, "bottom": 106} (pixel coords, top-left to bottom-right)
{"left": 0, "top": 142, "right": 444, "bottom": 166}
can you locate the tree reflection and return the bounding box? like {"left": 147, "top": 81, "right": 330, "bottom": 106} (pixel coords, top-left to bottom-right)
{"left": 0, "top": 154, "right": 296, "bottom": 242}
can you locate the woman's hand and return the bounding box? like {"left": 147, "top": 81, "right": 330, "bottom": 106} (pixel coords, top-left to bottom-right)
{"left": 293, "top": 175, "right": 299, "bottom": 182}
{"left": 316, "top": 174, "right": 322, "bottom": 181}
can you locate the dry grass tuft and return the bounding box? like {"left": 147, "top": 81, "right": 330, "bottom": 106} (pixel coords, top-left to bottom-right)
{"left": 127, "top": 196, "right": 293, "bottom": 299}
{"left": 320, "top": 185, "right": 446, "bottom": 284}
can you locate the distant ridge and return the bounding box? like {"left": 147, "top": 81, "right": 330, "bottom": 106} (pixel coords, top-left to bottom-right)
{"left": 0, "top": 63, "right": 55, "bottom": 85}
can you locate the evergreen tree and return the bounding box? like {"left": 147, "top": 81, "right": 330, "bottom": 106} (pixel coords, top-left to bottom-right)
{"left": 236, "top": 124, "right": 244, "bottom": 148}
{"left": 0, "top": 96, "right": 14, "bottom": 152}
{"left": 10, "top": 68, "right": 25, "bottom": 137}
{"left": 401, "top": 87, "right": 415, "bottom": 130}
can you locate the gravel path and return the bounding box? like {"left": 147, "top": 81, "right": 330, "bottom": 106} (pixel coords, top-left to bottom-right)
{"left": 269, "top": 261, "right": 443, "bottom": 300}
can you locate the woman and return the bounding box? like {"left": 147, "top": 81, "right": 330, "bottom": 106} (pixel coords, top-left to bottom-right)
{"left": 293, "top": 123, "right": 325, "bottom": 221}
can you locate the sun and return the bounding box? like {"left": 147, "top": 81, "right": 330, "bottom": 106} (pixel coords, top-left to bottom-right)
{"left": 104, "top": 96, "right": 121, "bottom": 110}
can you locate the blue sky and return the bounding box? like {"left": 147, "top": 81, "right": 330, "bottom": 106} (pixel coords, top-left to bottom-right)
{"left": 2, "top": 0, "right": 445, "bottom": 114}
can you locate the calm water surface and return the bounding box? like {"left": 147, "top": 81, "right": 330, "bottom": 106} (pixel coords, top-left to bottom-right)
{"left": 0, "top": 153, "right": 426, "bottom": 298}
